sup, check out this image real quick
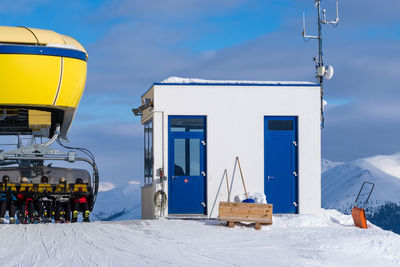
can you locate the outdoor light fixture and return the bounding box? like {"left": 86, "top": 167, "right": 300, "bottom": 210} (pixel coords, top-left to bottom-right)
{"left": 132, "top": 98, "right": 153, "bottom": 116}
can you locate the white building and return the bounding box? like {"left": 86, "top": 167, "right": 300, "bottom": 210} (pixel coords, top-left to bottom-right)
{"left": 138, "top": 77, "right": 321, "bottom": 219}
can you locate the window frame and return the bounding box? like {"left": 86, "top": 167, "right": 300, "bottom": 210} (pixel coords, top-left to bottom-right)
{"left": 144, "top": 120, "right": 153, "bottom": 184}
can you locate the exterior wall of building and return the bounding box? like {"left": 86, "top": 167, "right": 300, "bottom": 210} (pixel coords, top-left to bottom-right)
{"left": 141, "top": 184, "right": 155, "bottom": 219}
{"left": 142, "top": 83, "right": 321, "bottom": 218}
{"left": 140, "top": 90, "right": 156, "bottom": 219}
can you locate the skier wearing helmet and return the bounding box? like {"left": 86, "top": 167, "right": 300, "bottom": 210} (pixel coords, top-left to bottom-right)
{"left": 36, "top": 176, "right": 55, "bottom": 223}
{"left": 0, "top": 175, "right": 17, "bottom": 224}
{"left": 54, "top": 177, "right": 71, "bottom": 223}
{"left": 71, "top": 178, "right": 91, "bottom": 222}
{"left": 17, "top": 177, "right": 35, "bottom": 223}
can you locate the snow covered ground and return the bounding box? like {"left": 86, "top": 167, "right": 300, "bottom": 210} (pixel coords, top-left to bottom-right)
{"left": 0, "top": 209, "right": 399, "bottom": 267}
{"left": 1, "top": 155, "right": 400, "bottom": 266}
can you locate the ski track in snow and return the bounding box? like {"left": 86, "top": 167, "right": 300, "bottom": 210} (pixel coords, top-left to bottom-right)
{"left": 0, "top": 210, "right": 399, "bottom": 267}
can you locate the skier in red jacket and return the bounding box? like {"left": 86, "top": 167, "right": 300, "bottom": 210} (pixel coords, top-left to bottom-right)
{"left": 17, "top": 177, "right": 35, "bottom": 224}
{"left": 71, "top": 178, "right": 91, "bottom": 222}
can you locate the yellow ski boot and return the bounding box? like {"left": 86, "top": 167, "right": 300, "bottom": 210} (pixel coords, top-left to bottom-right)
{"left": 72, "top": 210, "right": 78, "bottom": 223}
{"left": 83, "top": 210, "right": 90, "bottom": 222}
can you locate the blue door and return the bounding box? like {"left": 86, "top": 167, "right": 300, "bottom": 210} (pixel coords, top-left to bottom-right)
{"left": 168, "top": 116, "right": 206, "bottom": 214}
{"left": 264, "top": 116, "right": 298, "bottom": 213}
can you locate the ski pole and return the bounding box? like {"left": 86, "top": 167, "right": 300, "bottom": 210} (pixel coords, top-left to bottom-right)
{"left": 236, "top": 156, "right": 249, "bottom": 199}
{"left": 224, "top": 169, "right": 230, "bottom": 202}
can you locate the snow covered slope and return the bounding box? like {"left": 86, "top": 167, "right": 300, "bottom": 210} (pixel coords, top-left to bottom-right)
{"left": 363, "top": 152, "right": 400, "bottom": 179}
{"left": 322, "top": 159, "right": 400, "bottom": 211}
{"left": 322, "top": 154, "right": 400, "bottom": 234}
{"left": 0, "top": 210, "right": 399, "bottom": 267}
{"left": 91, "top": 181, "right": 141, "bottom": 221}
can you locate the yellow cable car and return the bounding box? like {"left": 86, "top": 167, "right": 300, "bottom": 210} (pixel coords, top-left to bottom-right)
{"left": 0, "top": 26, "right": 88, "bottom": 139}
{"left": 0, "top": 27, "right": 99, "bottom": 217}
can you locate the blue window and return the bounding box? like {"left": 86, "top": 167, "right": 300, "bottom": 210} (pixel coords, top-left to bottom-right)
{"left": 173, "top": 138, "right": 201, "bottom": 176}
{"left": 170, "top": 118, "right": 205, "bottom": 133}
{"left": 144, "top": 120, "right": 153, "bottom": 184}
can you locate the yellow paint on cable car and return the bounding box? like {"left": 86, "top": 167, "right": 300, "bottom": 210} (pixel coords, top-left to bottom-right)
{"left": 37, "top": 183, "right": 53, "bottom": 193}
{"left": 73, "top": 184, "right": 88, "bottom": 193}
{"left": 55, "top": 184, "right": 70, "bottom": 192}
{"left": 0, "top": 183, "right": 17, "bottom": 191}
{"left": 0, "top": 26, "right": 88, "bottom": 139}
{"left": 19, "top": 183, "right": 34, "bottom": 192}
{"left": 56, "top": 57, "right": 87, "bottom": 107}
{"left": 0, "top": 54, "right": 61, "bottom": 105}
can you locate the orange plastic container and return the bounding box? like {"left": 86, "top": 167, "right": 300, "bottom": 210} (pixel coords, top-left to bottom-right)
{"left": 351, "top": 206, "right": 367, "bottom": 229}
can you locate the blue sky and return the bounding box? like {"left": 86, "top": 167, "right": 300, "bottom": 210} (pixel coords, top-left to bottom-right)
{"left": 2, "top": 0, "right": 400, "bottom": 184}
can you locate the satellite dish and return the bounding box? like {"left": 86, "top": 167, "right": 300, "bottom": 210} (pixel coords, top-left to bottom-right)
{"left": 324, "top": 65, "right": 334, "bottom": 80}
{"left": 322, "top": 99, "right": 328, "bottom": 110}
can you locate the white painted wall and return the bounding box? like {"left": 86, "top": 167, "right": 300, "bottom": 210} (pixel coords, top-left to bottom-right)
{"left": 141, "top": 83, "right": 321, "bottom": 218}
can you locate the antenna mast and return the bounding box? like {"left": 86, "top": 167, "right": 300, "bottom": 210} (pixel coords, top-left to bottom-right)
{"left": 302, "top": 0, "right": 339, "bottom": 129}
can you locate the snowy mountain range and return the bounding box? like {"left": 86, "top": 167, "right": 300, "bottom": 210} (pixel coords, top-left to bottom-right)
{"left": 322, "top": 153, "right": 400, "bottom": 234}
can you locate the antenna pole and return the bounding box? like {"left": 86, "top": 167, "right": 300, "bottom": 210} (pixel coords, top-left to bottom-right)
{"left": 317, "top": 0, "right": 325, "bottom": 128}
{"left": 317, "top": 1, "right": 323, "bottom": 75}
{"left": 302, "top": 0, "right": 339, "bottom": 129}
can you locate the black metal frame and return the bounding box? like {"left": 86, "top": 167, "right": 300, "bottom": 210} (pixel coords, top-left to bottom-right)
{"left": 353, "top": 181, "right": 375, "bottom": 209}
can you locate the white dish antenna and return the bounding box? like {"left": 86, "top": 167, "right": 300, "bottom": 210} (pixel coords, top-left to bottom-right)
{"left": 324, "top": 65, "right": 334, "bottom": 80}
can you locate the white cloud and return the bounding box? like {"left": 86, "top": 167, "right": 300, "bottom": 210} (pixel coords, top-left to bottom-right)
{"left": 99, "top": 182, "right": 116, "bottom": 192}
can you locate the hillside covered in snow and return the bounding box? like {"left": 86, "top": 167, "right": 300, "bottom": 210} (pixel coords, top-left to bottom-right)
{"left": 322, "top": 153, "right": 400, "bottom": 234}
{"left": 0, "top": 210, "right": 399, "bottom": 266}
{"left": 91, "top": 181, "right": 141, "bottom": 221}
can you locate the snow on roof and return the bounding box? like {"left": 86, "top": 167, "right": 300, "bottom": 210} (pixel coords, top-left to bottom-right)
{"left": 160, "top": 76, "right": 317, "bottom": 85}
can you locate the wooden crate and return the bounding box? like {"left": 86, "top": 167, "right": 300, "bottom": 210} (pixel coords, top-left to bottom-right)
{"left": 218, "top": 201, "right": 273, "bottom": 230}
